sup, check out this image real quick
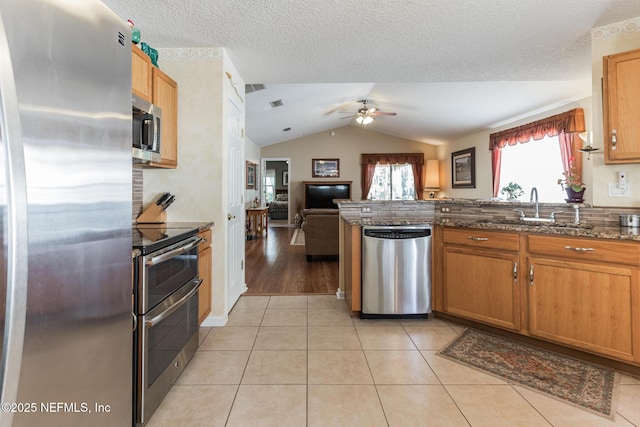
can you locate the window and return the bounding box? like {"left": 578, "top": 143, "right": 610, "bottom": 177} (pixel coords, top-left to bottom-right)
{"left": 263, "top": 169, "right": 275, "bottom": 203}
{"left": 490, "top": 108, "right": 585, "bottom": 203}
{"left": 367, "top": 163, "right": 416, "bottom": 200}
{"left": 498, "top": 135, "right": 565, "bottom": 203}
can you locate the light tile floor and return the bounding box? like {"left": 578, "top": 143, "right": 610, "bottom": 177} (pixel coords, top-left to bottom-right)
{"left": 147, "top": 295, "right": 640, "bottom": 427}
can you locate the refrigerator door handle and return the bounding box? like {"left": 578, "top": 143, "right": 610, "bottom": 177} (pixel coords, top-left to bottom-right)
{"left": 0, "top": 12, "right": 29, "bottom": 425}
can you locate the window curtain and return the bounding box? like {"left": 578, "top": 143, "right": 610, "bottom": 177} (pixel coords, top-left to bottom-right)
{"left": 488, "top": 108, "right": 585, "bottom": 197}
{"left": 361, "top": 153, "right": 425, "bottom": 200}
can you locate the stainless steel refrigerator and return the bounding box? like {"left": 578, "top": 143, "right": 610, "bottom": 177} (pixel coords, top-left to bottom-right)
{"left": 0, "top": 1, "right": 132, "bottom": 426}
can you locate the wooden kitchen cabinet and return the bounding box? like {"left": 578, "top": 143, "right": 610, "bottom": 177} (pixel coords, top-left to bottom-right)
{"left": 131, "top": 45, "right": 179, "bottom": 169}
{"left": 150, "top": 67, "right": 178, "bottom": 168}
{"left": 603, "top": 47, "right": 640, "bottom": 164}
{"left": 441, "top": 228, "right": 522, "bottom": 331}
{"left": 198, "top": 228, "right": 212, "bottom": 324}
{"left": 527, "top": 235, "right": 640, "bottom": 363}
{"left": 132, "top": 46, "right": 153, "bottom": 102}
{"left": 340, "top": 218, "right": 361, "bottom": 314}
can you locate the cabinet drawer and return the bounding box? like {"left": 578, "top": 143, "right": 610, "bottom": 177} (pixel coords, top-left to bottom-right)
{"left": 198, "top": 228, "right": 212, "bottom": 252}
{"left": 443, "top": 228, "right": 519, "bottom": 251}
{"left": 528, "top": 235, "right": 640, "bottom": 266}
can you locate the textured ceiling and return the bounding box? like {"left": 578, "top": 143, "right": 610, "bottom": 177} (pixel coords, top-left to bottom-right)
{"left": 102, "top": 0, "right": 640, "bottom": 146}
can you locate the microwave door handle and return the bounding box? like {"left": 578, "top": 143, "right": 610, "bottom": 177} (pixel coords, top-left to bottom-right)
{"left": 153, "top": 114, "right": 160, "bottom": 152}
{"left": 145, "top": 236, "right": 203, "bottom": 266}
{"left": 145, "top": 279, "right": 202, "bottom": 328}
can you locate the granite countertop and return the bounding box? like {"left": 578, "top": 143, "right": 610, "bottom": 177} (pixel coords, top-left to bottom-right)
{"left": 342, "top": 217, "right": 434, "bottom": 226}
{"left": 341, "top": 216, "right": 640, "bottom": 241}
{"left": 135, "top": 221, "right": 214, "bottom": 232}
{"left": 439, "top": 219, "right": 640, "bottom": 241}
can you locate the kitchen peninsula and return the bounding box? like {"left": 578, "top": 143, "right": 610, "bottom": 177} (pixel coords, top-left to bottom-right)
{"left": 339, "top": 199, "right": 640, "bottom": 374}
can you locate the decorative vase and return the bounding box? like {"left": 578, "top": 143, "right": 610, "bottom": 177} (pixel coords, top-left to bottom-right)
{"left": 565, "top": 188, "right": 585, "bottom": 203}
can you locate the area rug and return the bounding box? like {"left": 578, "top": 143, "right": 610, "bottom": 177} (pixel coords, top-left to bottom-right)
{"left": 290, "top": 229, "right": 305, "bottom": 246}
{"left": 438, "top": 328, "right": 620, "bottom": 419}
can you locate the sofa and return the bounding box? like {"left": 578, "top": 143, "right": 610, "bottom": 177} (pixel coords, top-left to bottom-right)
{"left": 301, "top": 209, "right": 339, "bottom": 261}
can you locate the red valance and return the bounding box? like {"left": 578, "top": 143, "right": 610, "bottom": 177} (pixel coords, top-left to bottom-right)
{"left": 361, "top": 153, "right": 424, "bottom": 165}
{"left": 489, "top": 108, "right": 585, "bottom": 150}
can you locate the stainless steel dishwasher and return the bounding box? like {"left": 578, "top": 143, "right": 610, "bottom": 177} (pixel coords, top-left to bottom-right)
{"left": 361, "top": 225, "right": 432, "bottom": 318}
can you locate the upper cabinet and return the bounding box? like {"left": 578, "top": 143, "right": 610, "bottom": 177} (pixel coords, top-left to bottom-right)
{"left": 131, "top": 46, "right": 178, "bottom": 169}
{"left": 132, "top": 47, "right": 153, "bottom": 102}
{"left": 603, "top": 48, "right": 640, "bottom": 164}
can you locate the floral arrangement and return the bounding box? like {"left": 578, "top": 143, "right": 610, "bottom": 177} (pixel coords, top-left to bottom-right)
{"left": 557, "top": 158, "right": 585, "bottom": 192}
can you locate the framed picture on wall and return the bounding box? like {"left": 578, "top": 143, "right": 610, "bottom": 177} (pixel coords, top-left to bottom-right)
{"left": 312, "top": 158, "right": 340, "bottom": 177}
{"left": 282, "top": 171, "right": 289, "bottom": 186}
{"left": 451, "top": 147, "right": 475, "bottom": 188}
{"left": 246, "top": 161, "right": 255, "bottom": 189}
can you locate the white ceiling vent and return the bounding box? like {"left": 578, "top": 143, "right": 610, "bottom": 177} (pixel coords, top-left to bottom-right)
{"left": 245, "top": 84, "right": 266, "bottom": 94}
{"left": 270, "top": 99, "right": 284, "bottom": 108}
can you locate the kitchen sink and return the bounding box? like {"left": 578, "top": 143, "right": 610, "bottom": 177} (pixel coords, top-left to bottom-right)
{"left": 475, "top": 219, "right": 594, "bottom": 230}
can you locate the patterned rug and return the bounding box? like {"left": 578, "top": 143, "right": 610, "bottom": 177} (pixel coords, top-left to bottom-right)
{"left": 290, "top": 229, "right": 305, "bottom": 246}
{"left": 439, "top": 328, "right": 620, "bottom": 419}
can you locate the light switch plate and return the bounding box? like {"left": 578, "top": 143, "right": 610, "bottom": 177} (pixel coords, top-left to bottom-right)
{"left": 609, "top": 182, "right": 631, "bottom": 197}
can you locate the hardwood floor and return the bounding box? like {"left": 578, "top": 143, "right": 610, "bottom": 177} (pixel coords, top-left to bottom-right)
{"left": 244, "top": 226, "right": 338, "bottom": 295}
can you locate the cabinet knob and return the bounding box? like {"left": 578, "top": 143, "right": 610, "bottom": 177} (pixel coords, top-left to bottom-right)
{"left": 228, "top": 214, "right": 236, "bottom": 220}
{"left": 611, "top": 128, "right": 617, "bottom": 151}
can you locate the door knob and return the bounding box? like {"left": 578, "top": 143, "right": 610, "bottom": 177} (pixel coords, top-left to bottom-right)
{"left": 228, "top": 214, "right": 236, "bottom": 220}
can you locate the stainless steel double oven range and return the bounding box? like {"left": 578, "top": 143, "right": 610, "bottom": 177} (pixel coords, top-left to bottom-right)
{"left": 132, "top": 225, "right": 203, "bottom": 426}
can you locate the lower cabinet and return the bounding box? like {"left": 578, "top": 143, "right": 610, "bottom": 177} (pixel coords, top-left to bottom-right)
{"left": 528, "top": 235, "right": 640, "bottom": 363}
{"left": 340, "top": 218, "right": 361, "bottom": 314}
{"left": 441, "top": 228, "right": 521, "bottom": 331}
{"left": 198, "top": 228, "right": 212, "bottom": 324}
{"left": 438, "top": 227, "right": 640, "bottom": 365}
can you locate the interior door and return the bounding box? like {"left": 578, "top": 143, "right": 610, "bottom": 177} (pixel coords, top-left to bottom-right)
{"left": 226, "top": 96, "right": 246, "bottom": 310}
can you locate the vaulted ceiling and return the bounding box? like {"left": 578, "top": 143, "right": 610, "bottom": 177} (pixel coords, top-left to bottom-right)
{"left": 102, "top": 0, "right": 640, "bottom": 146}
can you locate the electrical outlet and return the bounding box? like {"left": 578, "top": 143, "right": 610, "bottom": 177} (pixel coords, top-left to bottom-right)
{"left": 609, "top": 182, "right": 631, "bottom": 197}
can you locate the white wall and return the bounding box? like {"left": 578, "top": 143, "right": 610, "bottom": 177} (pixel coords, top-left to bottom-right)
{"left": 439, "top": 98, "right": 592, "bottom": 202}
{"left": 590, "top": 18, "right": 640, "bottom": 207}
{"left": 439, "top": 17, "right": 640, "bottom": 207}
{"left": 261, "top": 125, "right": 438, "bottom": 214}
{"left": 245, "top": 136, "right": 261, "bottom": 207}
{"left": 142, "top": 48, "right": 235, "bottom": 322}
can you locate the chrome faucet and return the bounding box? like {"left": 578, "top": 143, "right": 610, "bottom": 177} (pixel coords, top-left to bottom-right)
{"left": 530, "top": 187, "right": 539, "bottom": 218}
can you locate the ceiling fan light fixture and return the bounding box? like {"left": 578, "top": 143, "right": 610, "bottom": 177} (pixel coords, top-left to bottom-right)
{"left": 356, "top": 115, "right": 373, "bottom": 126}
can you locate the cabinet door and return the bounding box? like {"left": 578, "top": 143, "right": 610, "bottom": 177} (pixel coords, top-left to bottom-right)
{"left": 341, "top": 219, "right": 361, "bottom": 313}
{"left": 131, "top": 46, "right": 152, "bottom": 102}
{"left": 529, "top": 257, "right": 639, "bottom": 362}
{"left": 151, "top": 67, "right": 178, "bottom": 168}
{"left": 198, "top": 245, "right": 212, "bottom": 324}
{"left": 603, "top": 48, "right": 640, "bottom": 163}
{"left": 444, "top": 246, "right": 520, "bottom": 331}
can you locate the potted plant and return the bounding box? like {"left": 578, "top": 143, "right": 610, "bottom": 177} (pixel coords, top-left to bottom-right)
{"left": 500, "top": 182, "right": 524, "bottom": 201}
{"left": 557, "top": 158, "right": 585, "bottom": 202}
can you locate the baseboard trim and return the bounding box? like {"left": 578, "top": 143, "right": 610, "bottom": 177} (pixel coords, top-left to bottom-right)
{"left": 200, "top": 314, "right": 228, "bottom": 327}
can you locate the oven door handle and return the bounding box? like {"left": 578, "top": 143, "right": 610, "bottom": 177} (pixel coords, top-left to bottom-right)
{"left": 145, "top": 279, "right": 202, "bottom": 328}
{"left": 145, "top": 236, "right": 203, "bottom": 266}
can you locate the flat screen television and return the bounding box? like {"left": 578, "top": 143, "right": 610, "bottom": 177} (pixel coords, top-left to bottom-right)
{"left": 305, "top": 183, "right": 351, "bottom": 209}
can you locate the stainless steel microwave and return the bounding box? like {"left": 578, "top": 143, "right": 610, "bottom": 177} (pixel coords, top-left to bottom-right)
{"left": 132, "top": 94, "right": 161, "bottom": 163}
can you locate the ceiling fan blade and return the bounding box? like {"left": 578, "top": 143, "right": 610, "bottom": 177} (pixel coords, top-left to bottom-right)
{"left": 324, "top": 101, "right": 359, "bottom": 116}
{"left": 340, "top": 115, "right": 356, "bottom": 119}
{"left": 370, "top": 111, "right": 397, "bottom": 116}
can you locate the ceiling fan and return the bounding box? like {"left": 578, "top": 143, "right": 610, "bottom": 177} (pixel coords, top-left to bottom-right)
{"left": 341, "top": 99, "right": 397, "bottom": 126}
